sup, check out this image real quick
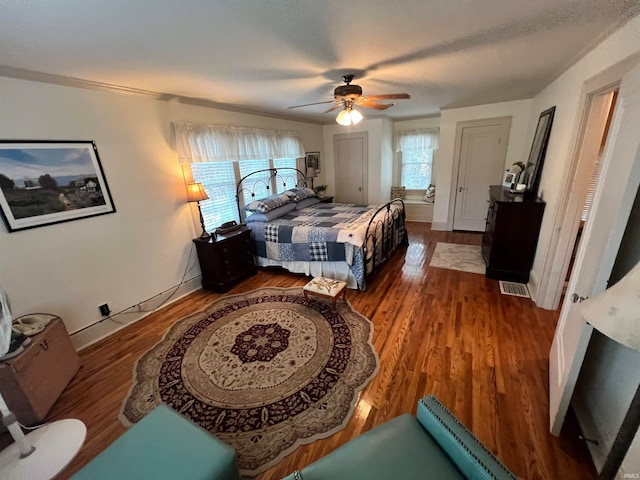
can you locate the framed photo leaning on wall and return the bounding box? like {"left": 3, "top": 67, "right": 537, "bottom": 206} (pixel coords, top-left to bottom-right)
{"left": 305, "top": 152, "right": 320, "bottom": 173}
{"left": 0, "top": 140, "right": 116, "bottom": 232}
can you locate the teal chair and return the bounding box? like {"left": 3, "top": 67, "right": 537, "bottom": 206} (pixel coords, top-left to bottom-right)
{"left": 72, "top": 405, "right": 239, "bottom": 480}
{"left": 283, "top": 395, "right": 516, "bottom": 480}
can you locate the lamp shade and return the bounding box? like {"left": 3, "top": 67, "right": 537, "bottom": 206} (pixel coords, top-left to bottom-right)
{"left": 305, "top": 167, "right": 317, "bottom": 178}
{"left": 350, "top": 108, "right": 363, "bottom": 124}
{"left": 580, "top": 259, "right": 640, "bottom": 351}
{"left": 336, "top": 109, "right": 352, "bottom": 126}
{"left": 186, "top": 182, "right": 209, "bottom": 202}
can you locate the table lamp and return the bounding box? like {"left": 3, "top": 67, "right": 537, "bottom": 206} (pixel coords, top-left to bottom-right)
{"left": 305, "top": 167, "right": 317, "bottom": 189}
{"left": 0, "top": 285, "right": 86, "bottom": 479}
{"left": 186, "top": 182, "right": 210, "bottom": 239}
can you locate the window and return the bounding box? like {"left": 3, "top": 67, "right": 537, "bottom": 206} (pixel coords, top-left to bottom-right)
{"left": 191, "top": 162, "right": 239, "bottom": 231}
{"left": 273, "top": 158, "right": 298, "bottom": 192}
{"left": 239, "top": 159, "right": 271, "bottom": 206}
{"left": 396, "top": 128, "right": 439, "bottom": 192}
{"left": 401, "top": 149, "right": 433, "bottom": 190}
{"left": 192, "top": 158, "right": 299, "bottom": 232}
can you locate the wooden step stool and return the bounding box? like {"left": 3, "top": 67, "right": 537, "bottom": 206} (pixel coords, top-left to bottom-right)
{"left": 303, "top": 277, "right": 347, "bottom": 307}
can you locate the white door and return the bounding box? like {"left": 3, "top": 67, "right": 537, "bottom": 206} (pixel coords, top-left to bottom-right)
{"left": 549, "top": 63, "right": 640, "bottom": 435}
{"left": 453, "top": 118, "right": 511, "bottom": 231}
{"left": 334, "top": 132, "right": 368, "bottom": 204}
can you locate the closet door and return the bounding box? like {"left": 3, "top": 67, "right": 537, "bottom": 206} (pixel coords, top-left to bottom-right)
{"left": 334, "top": 132, "right": 368, "bottom": 204}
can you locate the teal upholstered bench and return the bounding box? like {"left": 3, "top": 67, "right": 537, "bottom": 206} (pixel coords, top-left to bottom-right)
{"left": 283, "top": 395, "right": 516, "bottom": 480}
{"left": 72, "top": 405, "right": 240, "bottom": 480}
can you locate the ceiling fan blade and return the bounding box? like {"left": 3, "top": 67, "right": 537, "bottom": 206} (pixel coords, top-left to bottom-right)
{"left": 355, "top": 99, "right": 392, "bottom": 110}
{"left": 288, "top": 100, "right": 337, "bottom": 109}
{"left": 325, "top": 104, "right": 343, "bottom": 113}
{"left": 364, "top": 93, "right": 411, "bottom": 100}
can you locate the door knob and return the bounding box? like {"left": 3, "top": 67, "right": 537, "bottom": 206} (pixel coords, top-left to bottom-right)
{"left": 570, "top": 293, "right": 588, "bottom": 303}
{"left": 459, "top": 186, "right": 464, "bottom": 193}
{"left": 358, "top": 186, "right": 362, "bottom": 192}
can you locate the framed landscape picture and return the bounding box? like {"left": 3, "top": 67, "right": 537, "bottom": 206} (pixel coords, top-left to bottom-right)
{"left": 0, "top": 140, "right": 116, "bottom": 232}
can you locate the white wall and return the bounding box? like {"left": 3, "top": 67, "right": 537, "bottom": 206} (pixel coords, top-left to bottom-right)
{"left": 0, "top": 76, "right": 323, "bottom": 348}
{"left": 433, "top": 99, "right": 533, "bottom": 229}
{"left": 528, "top": 14, "right": 640, "bottom": 291}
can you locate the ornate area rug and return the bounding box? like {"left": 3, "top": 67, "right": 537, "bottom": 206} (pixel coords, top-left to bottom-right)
{"left": 120, "top": 287, "right": 379, "bottom": 477}
{"left": 429, "top": 242, "right": 486, "bottom": 274}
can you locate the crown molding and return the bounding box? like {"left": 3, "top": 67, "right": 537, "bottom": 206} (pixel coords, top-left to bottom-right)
{"left": 0, "top": 65, "right": 324, "bottom": 125}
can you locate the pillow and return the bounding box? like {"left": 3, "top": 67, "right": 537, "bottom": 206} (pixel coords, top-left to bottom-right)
{"left": 245, "top": 193, "right": 291, "bottom": 213}
{"left": 295, "top": 197, "right": 321, "bottom": 210}
{"left": 283, "top": 187, "right": 316, "bottom": 202}
{"left": 245, "top": 202, "right": 296, "bottom": 223}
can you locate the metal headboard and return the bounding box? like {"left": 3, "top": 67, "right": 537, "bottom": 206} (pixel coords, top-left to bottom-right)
{"left": 236, "top": 167, "right": 308, "bottom": 222}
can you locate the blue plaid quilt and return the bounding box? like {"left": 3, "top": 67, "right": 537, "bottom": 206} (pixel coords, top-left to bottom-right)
{"left": 249, "top": 202, "right": 404, "bottom": 288}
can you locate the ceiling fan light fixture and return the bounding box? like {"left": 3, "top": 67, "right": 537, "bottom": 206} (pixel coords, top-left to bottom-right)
{"left": 350, "top": 108, "right": 363, "bottom": 124}
{"left": 336, "top": 108, "right": 353, "bottom": 126}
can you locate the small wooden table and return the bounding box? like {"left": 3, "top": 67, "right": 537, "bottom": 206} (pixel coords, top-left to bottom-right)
{"left": 303, "top": 277, "right": 347, "bottom": 307}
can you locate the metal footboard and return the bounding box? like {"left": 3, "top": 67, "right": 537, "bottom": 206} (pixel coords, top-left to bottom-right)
{"left": 363, "top": 198, "right": 408, "bottom": 283}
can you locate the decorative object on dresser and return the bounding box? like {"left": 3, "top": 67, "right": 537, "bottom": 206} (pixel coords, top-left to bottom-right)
{"left": 0, "top": 140, "right": 116, "bottom": 232}
{"left": 186, "top": 181, "right": 210, "bottom": 239}
{"left": 482, "top": 185, "right": 545, "bottom": 283}
{"left": 120, "top": 286, "right": 379, "bottom": 477}
{"left": 0, "top": 287, "right": 86, "bottom": 480}
{"left": 193, "top": 225, "right": 256, "bottom": 292}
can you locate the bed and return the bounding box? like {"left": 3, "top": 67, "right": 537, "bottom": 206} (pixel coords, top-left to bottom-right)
{"left": 237, "top": 168, "right": 408, "bottom": 290}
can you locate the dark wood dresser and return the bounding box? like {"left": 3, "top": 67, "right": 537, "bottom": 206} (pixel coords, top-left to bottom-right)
{"left": 193, "top": 226, "right": 257, "bottom": 292}
{"left": 482, "top": 185, "right": 545, "bottom": 283}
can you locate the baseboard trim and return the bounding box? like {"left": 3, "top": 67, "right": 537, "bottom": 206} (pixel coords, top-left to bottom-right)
{"left": 431, "top": 221, "right": 450, "bottom": 231}
{"left": 71, "top": 276, "right": 202, "bottom": 351}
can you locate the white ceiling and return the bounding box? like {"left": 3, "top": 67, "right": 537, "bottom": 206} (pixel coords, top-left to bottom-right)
{"left": 1, "top": 0, "right": 639, "bottom": 124}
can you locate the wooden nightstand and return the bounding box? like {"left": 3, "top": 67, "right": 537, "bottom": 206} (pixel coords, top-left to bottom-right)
{"left": 193, "top": 226, "right": 257, "bottom": 292}
{"left": 318, "top": 196, "right": 333, "bottom": 203}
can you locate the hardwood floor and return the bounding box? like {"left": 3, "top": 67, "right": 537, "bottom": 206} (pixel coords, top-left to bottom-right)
{"left": 43, "top": 222, "right": 595, "bottom": 479}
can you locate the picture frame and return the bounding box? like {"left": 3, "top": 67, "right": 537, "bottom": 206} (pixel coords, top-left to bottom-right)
{"left": 523, "top": 106, "right": 556, "bottom": 196}
{"left": 502, "top": 171, "right": 516, "bottom": 188}
{"left": 0, "top": 140, "right": 116, "bottom": 232}
{"left": 305, "top": 151, "right": 320, "bottom": 173}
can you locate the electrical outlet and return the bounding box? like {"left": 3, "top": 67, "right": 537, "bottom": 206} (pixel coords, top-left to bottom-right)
{"left": 99, "top": 303, "right": 111, "bottom": 317}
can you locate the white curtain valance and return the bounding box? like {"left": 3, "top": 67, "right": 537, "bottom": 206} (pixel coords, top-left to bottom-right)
{"left": 395, "top": 128, "right": 440, "bottom": 152}
{"left": 173, "top": 122, "right": 306, "bottom": 163}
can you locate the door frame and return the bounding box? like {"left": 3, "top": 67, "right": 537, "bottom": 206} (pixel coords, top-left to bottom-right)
{"left": 447, "top": 116, "right": 512, "bottom": 231}
{"left": 333, "top": 131, "right": 368, "bottom": 204}
{"left": 535, "top": 55, "right": 640, "bottom": 309}
{"left": 549, "top": 61, "right": 640, "bottom": 435}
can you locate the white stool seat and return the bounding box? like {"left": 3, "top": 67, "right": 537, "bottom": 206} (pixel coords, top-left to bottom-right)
{"left": 303, "top": 277, "right": 347, "bottom": 307}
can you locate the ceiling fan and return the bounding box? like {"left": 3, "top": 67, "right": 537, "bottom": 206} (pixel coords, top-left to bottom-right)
{"left": 288, "top": 74, "right": 410, "bottom": 124}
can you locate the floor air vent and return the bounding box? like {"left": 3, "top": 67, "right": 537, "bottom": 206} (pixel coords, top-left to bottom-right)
{"left": 499, "top": 281, "right": 530, "bottom": 298}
